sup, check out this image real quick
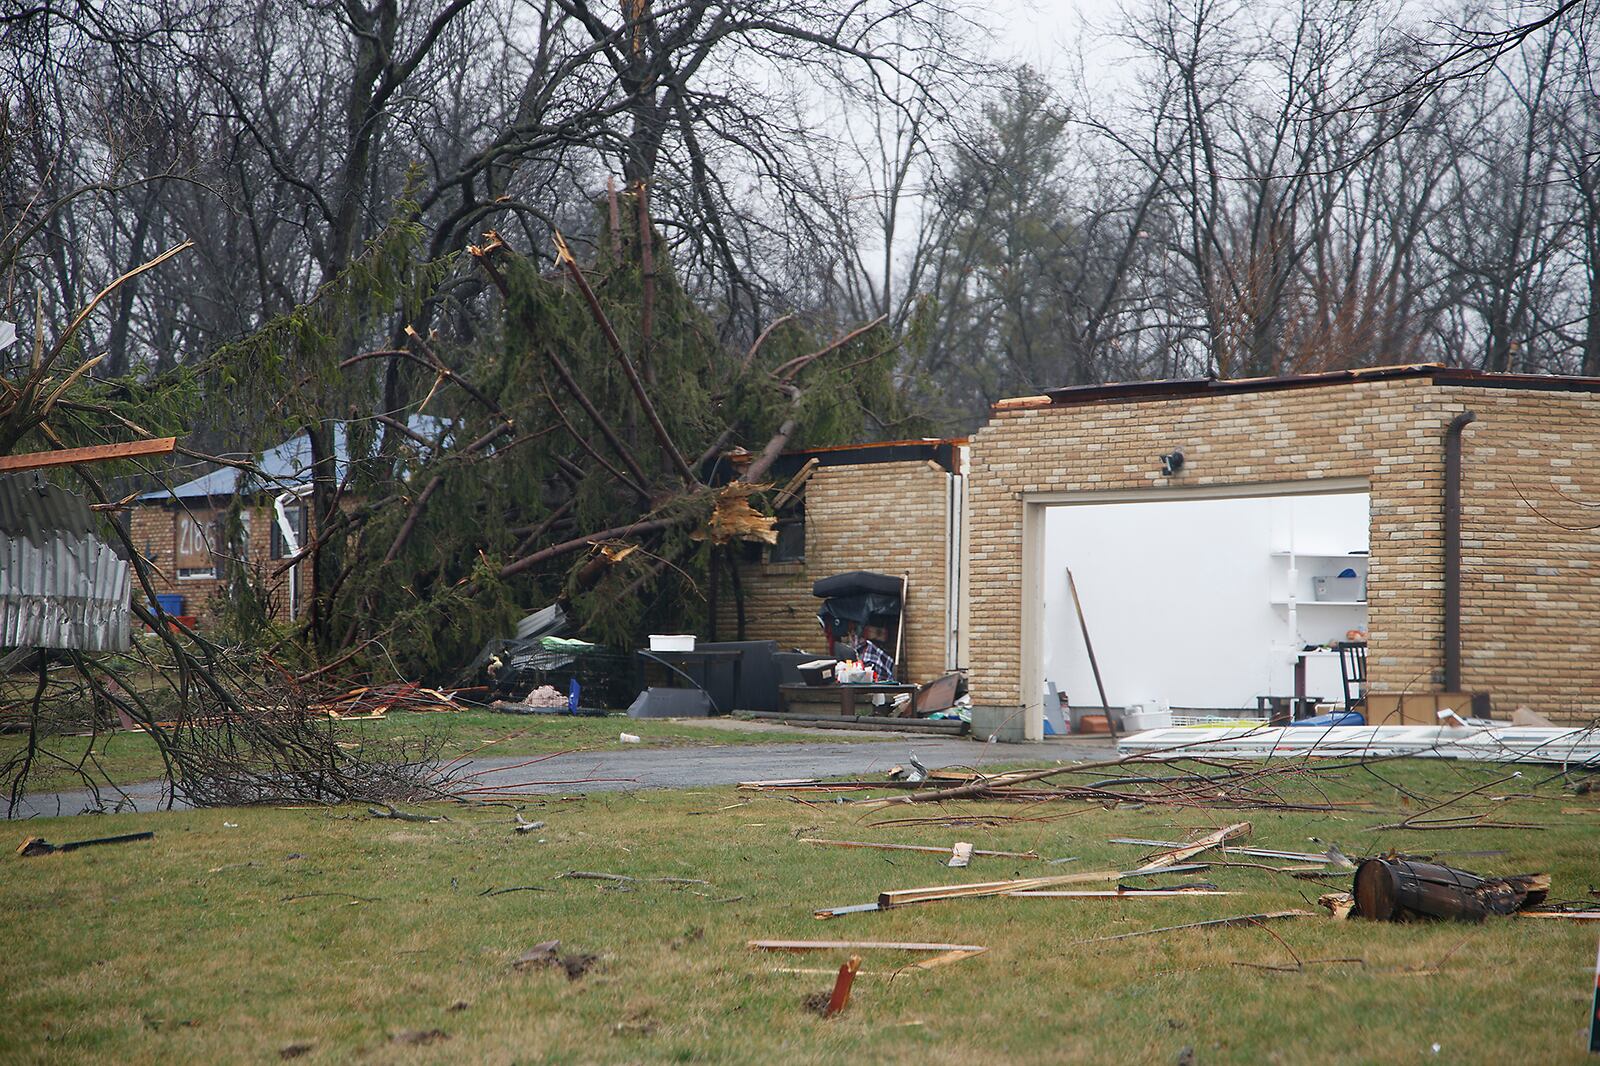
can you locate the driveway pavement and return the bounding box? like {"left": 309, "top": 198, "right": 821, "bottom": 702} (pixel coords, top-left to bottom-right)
{"left": 7, "top": 734, "right": 1115, "bottom": 819}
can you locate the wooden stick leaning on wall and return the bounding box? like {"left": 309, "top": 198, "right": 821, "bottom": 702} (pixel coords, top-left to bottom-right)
{"left": 1067, "top": 566, "right": 1114, "bottom": 733}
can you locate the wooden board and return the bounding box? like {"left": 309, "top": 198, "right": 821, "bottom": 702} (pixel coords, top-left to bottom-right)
{"left": 0, "top": 437, "right": 176, "bottom": 472}
{"left": 749, "top": 940, "right": 987, "bottom": 953}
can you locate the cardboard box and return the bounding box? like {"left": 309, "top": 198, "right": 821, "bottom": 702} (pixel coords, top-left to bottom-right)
{"left": 1363, "top": 691, "right": 1491, "bottom": 725}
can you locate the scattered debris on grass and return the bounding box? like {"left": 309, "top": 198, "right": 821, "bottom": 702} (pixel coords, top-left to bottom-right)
{"left": 1071, "top": 910, "right": 1314, "bottom": 945}
{"left": 1318, "top": 892, "right": 1356, "bottom": 920}
{"left": 281, "top": 891, "right": 377, "bottom": 905}
{"left": 513, "top": 939, "right": 599, "bottom": 980}
{"left": 367, "top": 804, "right": 446, "bottom": 823}
{"left": 798, "top": 838, "right": 1040, "bottom": 861}
{"left": 514, "top": 815, "right": 546, "bottom": 833}
{"left": 389, "top": 1029, "right": 450, "bottom": 1046}
{"left": 16, "top": 831, "right": 153, "bottom": 857}
{"left": 560, "top": 870, "right": 712, "bottom": 887}
{"left": 278, "top": 1042, "right": 314, "bottom": 1059}
{"left": 947, "top": 842, "right": 972, "bottom": 868}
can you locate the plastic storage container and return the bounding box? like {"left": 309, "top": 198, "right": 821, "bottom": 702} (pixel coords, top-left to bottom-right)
{"left": 648, "top": 634, "right": 696, "bottom": 652}
{"left": 1119, "top": 706, "right": 1174, "bottom": 732}
{"left": 153, "top": 593, "right": 185, "bottom": 616}
{"left": 1312, "top": 575, "right": 1365, "bottom": 601}
{"left": 797, "top": 658, "right": 837, "bottom": 686}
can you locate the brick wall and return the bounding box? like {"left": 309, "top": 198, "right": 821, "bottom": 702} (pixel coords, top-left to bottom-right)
{"left": 714, "top": 459, "right": 956, "bottom": 683}
{"left": 968, "top": 377, "right": 1600, "bottom": 727}
{"left": 127, "top": 500, "right": 303, "bottom": 626}
{"left": 1458, "top": 387, "right": 1600, "bottom": 721}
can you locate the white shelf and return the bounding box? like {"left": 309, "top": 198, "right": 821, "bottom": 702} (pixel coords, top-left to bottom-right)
{"left": 1271, "top": 599, "right": 1367, "bottom": 607}
{"left": 1269, "top": 552, "right": 1368, "bottom": 559}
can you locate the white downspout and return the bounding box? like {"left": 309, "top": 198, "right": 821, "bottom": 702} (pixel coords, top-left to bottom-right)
{"left": 274, "top": 485, "right": 312, "bottom": 620}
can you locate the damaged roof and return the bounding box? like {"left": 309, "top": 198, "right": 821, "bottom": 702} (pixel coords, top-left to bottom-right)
{"left": 137, "top": 415, "right": 447, "bottom": 502}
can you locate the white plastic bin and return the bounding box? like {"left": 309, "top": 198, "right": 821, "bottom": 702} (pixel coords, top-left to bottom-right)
{"left": 648, "top": 634, "right": 696, "bottom": 652}
{"left": 1120, "top": 707, "right": 1174, "bottom": 732}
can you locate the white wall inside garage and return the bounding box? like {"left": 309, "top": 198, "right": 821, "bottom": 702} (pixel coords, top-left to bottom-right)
{"left": 1041, "top": 489, "right": 1370, "bottom": 711}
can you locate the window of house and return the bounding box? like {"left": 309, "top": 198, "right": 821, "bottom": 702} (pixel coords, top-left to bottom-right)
{"left": 174, "top": 509, "right": 218, "bottom": 580}
{"left": 175, "top": 508, "right": 251, "bottom": 578}
{"left": 271, "top": 504, "right": 307, "bottom": 560}
{"left": 770, "top": 504, "right": 805, "bottom": 563}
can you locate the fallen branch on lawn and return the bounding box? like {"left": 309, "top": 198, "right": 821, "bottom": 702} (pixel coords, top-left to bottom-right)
{"left": 559, "top": 870, "right": 713, "bottom": 886}
{"left": 1070, "top": 910, "right": 1314, "bottom": 945}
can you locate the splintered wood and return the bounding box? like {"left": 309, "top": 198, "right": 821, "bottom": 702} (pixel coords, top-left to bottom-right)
{"left": 1130, "top": 823, "right": 1250, "bottom": 873}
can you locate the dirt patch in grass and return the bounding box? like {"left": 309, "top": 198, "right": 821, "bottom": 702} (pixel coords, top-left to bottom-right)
{"left": 5, "top": 759, "right": 1599, "bottom": 1063}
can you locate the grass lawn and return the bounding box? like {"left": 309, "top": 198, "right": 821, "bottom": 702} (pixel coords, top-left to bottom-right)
{"left": 1, "top": 711, "right": 864, "bottom": 795}
{"left": 3, "top": 757, "right": 1599, "bottom": 1063}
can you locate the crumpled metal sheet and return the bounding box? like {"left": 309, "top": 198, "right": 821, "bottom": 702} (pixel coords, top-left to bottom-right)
{"left": 0, "top": 475, "right": 130, "bottom": 652}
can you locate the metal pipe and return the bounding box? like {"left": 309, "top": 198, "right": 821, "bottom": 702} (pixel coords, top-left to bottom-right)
{"left": 1443, "top": 411, "right": 1477, "bottom": 691}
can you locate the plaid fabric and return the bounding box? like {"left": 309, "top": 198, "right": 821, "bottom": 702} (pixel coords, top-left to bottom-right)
{"left": 855, "top": 638, "right": 895, "bottom": 681}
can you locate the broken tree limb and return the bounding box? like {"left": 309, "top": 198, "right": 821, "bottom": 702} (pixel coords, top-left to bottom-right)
{"left": 540, "top": 349, "right": 653, "bottom": 493}
{"left": 769, "top": 315, "right": 887, "bottom": 383}
{"left": 559, "top": 870, "right": 712, "bottom": 886}
{"left": 367, "top": 805, "right": 445, "bottom": 823}
{"left": 1352, "top": 858, "right": 1549, "bottom": 922}
{"left": 16, "top": 831, "right": 154, "bottom": 856}
{"left": 499, "top": 516, "right": 687, "bottom": 580}
{"left": 553, "top": 230, "right": 695, "bottom": 484}
{"left": 540, "top": 380, "right": 652, "bottom": 502}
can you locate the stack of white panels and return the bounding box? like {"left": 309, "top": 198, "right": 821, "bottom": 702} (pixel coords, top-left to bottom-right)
{"left": 1117, "top": 724, "right": 1600, "bottom": 765}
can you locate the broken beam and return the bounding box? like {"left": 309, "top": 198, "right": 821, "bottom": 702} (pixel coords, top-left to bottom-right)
{"left": 0, "top": 437, "right": 176, "bottom": 472}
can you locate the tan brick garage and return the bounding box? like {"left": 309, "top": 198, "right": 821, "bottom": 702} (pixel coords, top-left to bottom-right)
{"left": 966, "top": 365, "right": 1600, "bottom": 739}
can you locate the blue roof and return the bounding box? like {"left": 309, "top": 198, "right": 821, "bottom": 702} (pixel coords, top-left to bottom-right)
{"left": 139, "top": 417, "right": 447, "bottom": 501}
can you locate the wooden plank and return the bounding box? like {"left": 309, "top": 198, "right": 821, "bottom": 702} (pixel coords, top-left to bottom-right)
{"left": 813, "top": 902, "right": 881, "bottom": 919}
{"left": 0, "top": 437, "right": 176, "bottom": 472}
{"left": 913, "top": 949, "right": 986, "bottom": 970}
{"left": 800, "top": 838, "right": 1040, "bottom": 860}
{"left": 876, "top": 864, "right": 1217, "bottom": 909}
{"left": 1131, "top": 822, "right": 1250, "bottom": 873}
{"left": 749, "top": 939, "right": 987, "bottom": 953}
{"left": 1110, "top": 837, "right": 1340, "bottom": 864}
{"left": 879, "top": 868, "right": 1123, "bottom": 908}
{"left": 1004, "top": 883, "right": 1228, "bottom": 889}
